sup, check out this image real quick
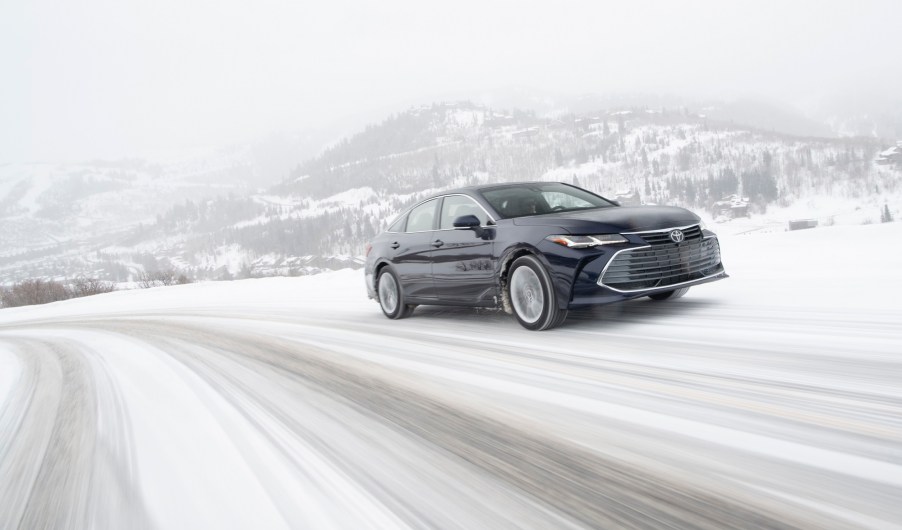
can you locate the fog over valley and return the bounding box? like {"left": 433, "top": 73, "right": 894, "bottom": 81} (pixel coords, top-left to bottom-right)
{"left": 4, "top": 0, "right": 902, "bottom": 163}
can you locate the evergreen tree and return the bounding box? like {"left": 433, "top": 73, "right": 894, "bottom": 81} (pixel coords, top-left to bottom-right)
{"left": 743, "top": 169, "right": 778, "bottom": 204}
{"left": 431, "top": 154, "right": 441, "bottom": 187}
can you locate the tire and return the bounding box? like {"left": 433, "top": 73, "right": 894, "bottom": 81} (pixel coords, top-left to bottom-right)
{"left": 648, "top": 287, "right": 690, "bottom": 301}
{"left": 507, "top": 255, "right": 567, "bottom": 330}
{"left": 377, "top": 268, "right": 415, "bottom": 319}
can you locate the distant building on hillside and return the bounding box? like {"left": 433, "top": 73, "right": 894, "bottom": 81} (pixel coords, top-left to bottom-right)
{"left": 510, "top": 126, "right": 540, "bottom": 139}
{"left": 788, "top": 219, "right": 818, "bottom": 231}
{"left": 712, "top": 195, "right": 750, "bottom": 219}
{"left": 876, "top": 143, "right": 902, "bottom": 167}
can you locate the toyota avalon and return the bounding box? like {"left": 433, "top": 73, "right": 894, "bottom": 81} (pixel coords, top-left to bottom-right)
{"left": 365, "top": 182, "right": 727, "bottom": 330}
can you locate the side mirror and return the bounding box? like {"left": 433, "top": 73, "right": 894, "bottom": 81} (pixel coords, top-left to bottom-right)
{"left": 453, "top": 214, "right": 485, "bottom": 238}
{"left": 452, "top": 214, "right": 481, "bottom": 229}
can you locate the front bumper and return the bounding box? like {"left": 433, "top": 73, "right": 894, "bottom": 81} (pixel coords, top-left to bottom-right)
{"left": 598, "top": 236, "right": 723, "bottom": 292}
{"left": 567, "top": 235, "right": 728, "bottom": 307}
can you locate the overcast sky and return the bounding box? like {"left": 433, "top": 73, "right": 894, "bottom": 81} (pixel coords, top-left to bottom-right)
{"left": 1, "top": 0, "right": 900, "bottom": 163}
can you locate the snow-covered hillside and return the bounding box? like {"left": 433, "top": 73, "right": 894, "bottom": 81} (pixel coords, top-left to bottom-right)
{"left": 0, "top": 150, "right": 256, "bottom": 247}
{"left": 2, "top": 102, "right": 900, "bottom": 285}
{"left": 1, "top": 223, "right": 900, "bottom": 528}
{"left": 0, "top": 149, "right": 258, "bottom": 281}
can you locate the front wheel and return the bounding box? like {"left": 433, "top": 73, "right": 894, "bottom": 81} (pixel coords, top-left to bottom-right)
{"left": 377, "top": 268, "right": 415, "bottom": 319}
{"left": 508, "top": 255, "right": 567, "bottom": 331}
{"left": 648, "top": 287, "right": 690, "bottom": 301}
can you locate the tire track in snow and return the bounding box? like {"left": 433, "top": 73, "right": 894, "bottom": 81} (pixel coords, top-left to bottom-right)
{"left": 0, "top": 338, "right": 151, "bottom": 529}
{"left": 1, "top": 300, "right": 900, "bottom": 528}
{"left": 93, "top": 321, "right": 584, "bottom": 529}
{"left": 72, "top": 318, "right": 838, "bottom": 528}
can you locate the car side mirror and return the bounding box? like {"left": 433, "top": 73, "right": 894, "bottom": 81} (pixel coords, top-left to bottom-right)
{"left": 453, "top": 214, "right": 485, "bottom": 238}
{"left": 453, "top": 215, "right": 481, "bottom": 229}
{"left": 610, "top": 200, "right": 621, "bottom": 206}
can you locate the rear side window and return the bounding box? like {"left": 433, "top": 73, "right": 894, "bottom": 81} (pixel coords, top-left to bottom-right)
{"left": 405, "top": 199, "right": 438, "bottom": 232}
{"left": 440, "top": 195, "right": 488, "bottom": 229}
{"left": 387, "top": 215, "right": 406, "bottom": 232}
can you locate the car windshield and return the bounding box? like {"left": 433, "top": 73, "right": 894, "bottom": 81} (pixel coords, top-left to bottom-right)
{"left": 479, "top": 183, "right": 616, "bottom": 219}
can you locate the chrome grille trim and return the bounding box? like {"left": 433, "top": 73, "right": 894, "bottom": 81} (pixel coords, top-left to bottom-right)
{"left": 621, "top": 222, "right": 702, "bottom": 234}
{"left": 598, "top": 237, "right": 724, "bottom": 293}
{"left": 626, "top": 224, "right": 703, "bottom": 245}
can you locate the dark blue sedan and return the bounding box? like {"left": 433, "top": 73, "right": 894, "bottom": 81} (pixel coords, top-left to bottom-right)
{"left": 365, "top": 182, "right": 727, "bottom": 330}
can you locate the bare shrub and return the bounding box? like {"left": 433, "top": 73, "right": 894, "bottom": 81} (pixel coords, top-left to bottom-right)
{"left": 68, "top": 276, "right": 116, "bottom": 298}
{"left": 137, "top": 270, "right": 192, "bottom": 289}
{"left": 1, "top": 276, "right": 119, "bottom": 309}
{"left": 0, "top": 279, "right": 71, "bottom": 308}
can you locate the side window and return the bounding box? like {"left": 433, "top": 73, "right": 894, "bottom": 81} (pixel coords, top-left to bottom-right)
{"left": 405, "top": 199, "right": 438, "bottom": 232}
{"left": 440, "top": 195, "right": 488, "bottom": 229}
{"left": 387, "top": 215, "right": 406, "bottom": 232}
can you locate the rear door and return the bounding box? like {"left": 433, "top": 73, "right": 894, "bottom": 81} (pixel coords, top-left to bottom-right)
{"left": 430, "top": 195, "right": 496, "bottom": 304}
{"left": 391, "top": 198, "right": 439, "bottom": 301}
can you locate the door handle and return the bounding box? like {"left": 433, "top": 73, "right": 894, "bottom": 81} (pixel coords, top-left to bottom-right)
{"left": 431, "top": 239, "right": 444, "bottom": 248}
{"left": 390, "top": 242, "right": 400, "bottom": 249}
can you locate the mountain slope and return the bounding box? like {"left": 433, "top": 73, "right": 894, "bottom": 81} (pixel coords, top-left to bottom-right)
{"left": 1, "top": 102, "right": 900, "bottom": 284}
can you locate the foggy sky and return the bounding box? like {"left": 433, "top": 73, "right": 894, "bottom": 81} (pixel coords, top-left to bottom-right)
{"left": 2, "top": 0, "right": 900, "bottom": 164}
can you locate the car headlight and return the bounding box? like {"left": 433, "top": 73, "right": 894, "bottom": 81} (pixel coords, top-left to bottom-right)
{"left": 546, "top": 234, "right": 628, "bottom": 248}
{"left": 697, "top": 220, "right": 708, "bottom": 231}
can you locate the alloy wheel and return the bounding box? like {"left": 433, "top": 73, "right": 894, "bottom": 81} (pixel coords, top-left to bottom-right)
{"left": 378, "top": 272, "right": 399, "bottom": 314}
{"left": 510, "top": 265, "right": 544, "bottom": 324}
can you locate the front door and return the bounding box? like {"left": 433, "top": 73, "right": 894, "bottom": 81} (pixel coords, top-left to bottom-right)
{"left": 430, "top": 195, "right": 495, "bottom": 304}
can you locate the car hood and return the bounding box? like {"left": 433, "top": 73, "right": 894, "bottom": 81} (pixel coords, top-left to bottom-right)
{"left": 511, "top": 206, "right": 700, "bottom": 233}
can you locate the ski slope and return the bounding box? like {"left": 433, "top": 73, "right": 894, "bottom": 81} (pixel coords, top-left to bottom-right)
{"left": 1, "top": 223, "right": 901, "bottom": 528}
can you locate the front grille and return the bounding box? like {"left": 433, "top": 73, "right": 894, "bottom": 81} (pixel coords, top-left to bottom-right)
{"left": 635, "top": 224, "right": 703, "bottom": 245}
{"left": 600, "top": 236, "right": 723, "bottom": 291}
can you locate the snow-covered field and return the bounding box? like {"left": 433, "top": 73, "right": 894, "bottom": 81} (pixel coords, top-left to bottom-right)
{"left": 1, "top": 223, "right": 901, "bottom": 528}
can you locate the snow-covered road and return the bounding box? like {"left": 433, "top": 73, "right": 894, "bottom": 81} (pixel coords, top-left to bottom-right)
{"left": 1, "top": 223, "right": 901, "bottom": 529}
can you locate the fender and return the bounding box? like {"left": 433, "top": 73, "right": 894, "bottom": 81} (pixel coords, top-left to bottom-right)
{"left": 497, "top": 243, "right": 574, "bottom": 312}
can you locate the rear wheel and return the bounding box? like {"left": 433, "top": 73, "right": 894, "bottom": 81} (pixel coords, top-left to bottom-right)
{"left": 377, "top": 268, "right": 415, "bottom": 319}
{"left": 508, "top": 255, "right": 567, "bottom": 330}
{"left": 648, "top": 287, "right": 690, "bottom": 301}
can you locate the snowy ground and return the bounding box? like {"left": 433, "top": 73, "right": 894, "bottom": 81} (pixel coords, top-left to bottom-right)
{"left": 1, "top": 223, "right": 901, "bottom": 528}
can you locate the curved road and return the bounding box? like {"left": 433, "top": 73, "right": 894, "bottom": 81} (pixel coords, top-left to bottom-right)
{"left": 1, "top": 226, "right": 901, "bottom": 529}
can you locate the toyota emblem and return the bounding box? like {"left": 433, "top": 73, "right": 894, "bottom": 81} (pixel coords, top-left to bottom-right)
{"left": 669, "top": 229, "right": 685, "bottom": 243}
